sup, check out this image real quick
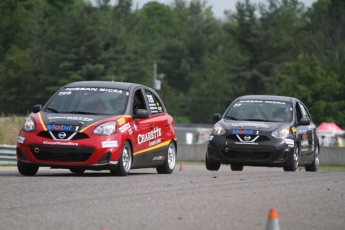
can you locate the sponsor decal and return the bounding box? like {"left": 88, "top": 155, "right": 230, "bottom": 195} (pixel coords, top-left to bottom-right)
{"left": 58, "top": 91, "right": 72, "bottom": 96}
{"left": 232, "top": 129, "right": 254, "bottom": 135}
{"left": 99, "top": 88, "right": 122, "bottom": 93}
{"left": 149, "top": 138, "right": 162, "bottom": 147}
{"left": 301, "top": 148, "right": 309, "bottom": 152}
{"left": 102, "top": 141, "right": 118, "bottom": 148}
{"left": 18, "top": 136, "right": 25, "bottom": 144}
{"left": 239, "top": 100, "right": 286, "bottom": 104}
{"left": 285, "top": 139, "right": 294, "bottom": 145}
{"left": 43, "top": 141, "right": 78, "bottom": 146}
{"left": 231, "top": 122, "right": 269, "bottom": 128}
{"left": 117, "top": 117, "right": 126, "bottom": 126}
{"left": 235, "top": 142, "right": 258, "bottom": 145}
{"left": 291, "top": 127, "right": 296, "bottom": 133}
{"left": 146, "top": 94, "right": 155, "bottom": 103}
{"left": 128, "top": 128, "right": 133, "bottom": 135}
{"left": 47, "top": 124, "right": 73, "bottom": 131}
{"left": 48, "top": 116, "right": 94, "bottom": 122}
{"left": 109, "top": 161, "right": 118, "bottom": 165}
{"left": 65, "top": 88, "right": 123, "bottom": 93}
{"left": 119, "top": 123, "right": 131, "bottom": 133}
{"left": 138, "top": 127, "right": 162, "bottom": 145}
{"left": 301, "top": 140, "right": 309, "bottom": 147}
{"left": 153, "top": 156, "right": 165, "bottom": 161}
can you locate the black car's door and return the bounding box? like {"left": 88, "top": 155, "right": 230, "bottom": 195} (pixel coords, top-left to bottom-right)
{"left": 296, "top": 102, "right": 314, "bottom": 163}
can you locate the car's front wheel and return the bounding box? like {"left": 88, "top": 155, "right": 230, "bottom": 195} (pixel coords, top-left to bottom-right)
{"left": 284, "top": 144, "right": 299, "bottom": 172}
{"left": 205, "top": 151, "right": 221, "bottom": 171}
{"left": 156, "top": 141, "right": 176, "bottom": 174}
{"left": 305, "top": 145, "right": 319, "bottom": 172}
{"left": 17, "top": 162, "right": 39, "bottom": 176}
{"left": 230, "top": 164, "right": 244, "bottom": 171}
{"left": 69, "top": 168, "right": 85, "bottom": 174}
{"left": 110, "top": 141, "right": 132, "bottom": 176}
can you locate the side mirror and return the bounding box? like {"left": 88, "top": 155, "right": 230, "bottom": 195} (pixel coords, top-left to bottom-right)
{"left": 133, "top": 109, "right": 149, "bottom": 118}
{"left": 299, "top": 117, "right": 310, "bottom": 125}
{"left": 32, "top": 104, "right": 42, "bottom": 113}
{"left": 213, "top": 113, "right": 222, "bottom": 122}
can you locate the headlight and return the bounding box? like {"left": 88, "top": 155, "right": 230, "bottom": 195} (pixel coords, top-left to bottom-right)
{"left": 93, "top": 121, "right": 117, "bottom": 135}
{"left": 272, "top": 126, "right": 290, "bottom": 138}
{"left": 212, "top": 123, "right": 226, "bottom": 135}
{"left": 22, "top": 117, "right": 36, "bottom": 132}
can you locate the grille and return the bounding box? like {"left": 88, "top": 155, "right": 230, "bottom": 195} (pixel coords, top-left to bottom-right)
{"left": 223, "top": 146, "right": 274, "bottom": 160}
{"left": 37, "top": 131, "right": 89, "bottom": 140}
{"left": 226, "top": 134, "right": 270, "bottom": 142}
{"left": 29, "top": 145, "right": 94, "bottom": 162}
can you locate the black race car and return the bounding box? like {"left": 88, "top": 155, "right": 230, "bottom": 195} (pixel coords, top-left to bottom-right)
{"left": 206, "top": 95, "right": 320, "bottom": 172}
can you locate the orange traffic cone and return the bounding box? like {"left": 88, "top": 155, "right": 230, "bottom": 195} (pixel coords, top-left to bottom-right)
{"left": 179, "top": 163, "right": 184, "bottom": 171}
{"left": 266, "top": 208, "right": 280, "bottom": 230}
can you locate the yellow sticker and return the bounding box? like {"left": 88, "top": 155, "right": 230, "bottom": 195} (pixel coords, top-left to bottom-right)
{"left": 291, "top": 127, "right": 296, "bottom": 133}
{"left": 117, "top": 117, "right": 126, "bottom": 126}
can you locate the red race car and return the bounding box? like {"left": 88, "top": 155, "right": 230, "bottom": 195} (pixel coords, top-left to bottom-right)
{"left": 17, "top": 81, "right": 177, "bottom": 176}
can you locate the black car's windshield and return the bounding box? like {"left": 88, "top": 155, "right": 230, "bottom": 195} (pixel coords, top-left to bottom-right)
{"left": 225, "top": 99, "right": 293, "bottom": 122}
{"left": 45, "top": 87, "right": 129, "bottom": 115}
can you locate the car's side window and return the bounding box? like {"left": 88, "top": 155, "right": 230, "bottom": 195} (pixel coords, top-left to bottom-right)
{"left": 132, "top": 89, "right": 146, "bottom": 113}
{"left": 144, "top": 89, "right": 164, "bottom": 115}
{"left": 298, "top": 102, "right": 310, "bottom": 120}
{"left": 300, "top": 102, "right": 312, "bottom": 120}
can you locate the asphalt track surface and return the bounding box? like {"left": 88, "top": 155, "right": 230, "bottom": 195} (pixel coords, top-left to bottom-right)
{"left": 0, "top": 165, "right": 344, "bottom": 230}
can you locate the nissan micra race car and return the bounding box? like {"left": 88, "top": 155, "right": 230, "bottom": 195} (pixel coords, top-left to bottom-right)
{"left": 206, "top": 95, "right": 320, "bottom": 172}
{"left": 17, "top": 81, "right": 177, "bottom": 176}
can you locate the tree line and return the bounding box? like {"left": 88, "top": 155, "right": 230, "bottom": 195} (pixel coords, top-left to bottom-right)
{"left": 0, "top": 0, "right": 344, "bottom": 127}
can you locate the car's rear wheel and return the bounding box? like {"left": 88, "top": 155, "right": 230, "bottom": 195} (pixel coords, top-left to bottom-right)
{"left": 305, "top": 145, "right": 319, "bottom": 172}
{"left": 284, "top": 144, "right": 299, "bottom": 171}
{"left": 156, "top": 141, "right": 176, "bottom": 174}
{"left": 110, "top": 141, "right": 132, "bottom": 176}
{"left": 69, "top": 168, "right": 85, "bottom": 174}
{"left": 230, "top": 164, "right": 244, "bottom": 171}
{"left": 17, "top": 162, "right": 39, "bottom": 176}
{"left": 205, "top": 151, "right": 221, "bottom": 171}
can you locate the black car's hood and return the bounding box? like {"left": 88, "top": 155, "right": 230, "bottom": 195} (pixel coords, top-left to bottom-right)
{"left": 37, "top": 112, "right": 120, "bottom": 130}
{"left": 220, "top": 119, "right": 291, "bottom": 132}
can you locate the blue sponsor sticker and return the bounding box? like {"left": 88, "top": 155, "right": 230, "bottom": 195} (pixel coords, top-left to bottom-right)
{"left": 47, "top": 124, "right": 73, "bottom": 131}
{"left": 232, "top": 130, "right": 254, "bottom": 135}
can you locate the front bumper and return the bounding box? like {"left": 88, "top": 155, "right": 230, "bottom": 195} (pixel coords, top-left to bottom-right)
{"left": 207, "top": 135, "right": 294, "bottom": 167}
{"left": 16, "top": 132, "right": 123, "bottom": 170}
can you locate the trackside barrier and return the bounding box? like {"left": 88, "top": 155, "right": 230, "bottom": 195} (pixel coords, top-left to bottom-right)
{"left": 1, "top": 144, "right": 345, "bottom": 166}
{"left": 0, "top": 145, "right": 17, "bottom": 164}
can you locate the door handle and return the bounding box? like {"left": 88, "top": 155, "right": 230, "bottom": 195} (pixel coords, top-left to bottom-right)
{"left": 165, "top": 123, "right": 170, "bottom": 127}
{"left": 150, "top": 125, "right": 154, "bottom": 129}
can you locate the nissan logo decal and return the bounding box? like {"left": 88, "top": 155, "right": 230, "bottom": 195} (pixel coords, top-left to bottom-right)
{"left": 244, "top": 135, "right": 251, "bottom": 141}
{"left": 58, "top": 132, "right": 67, "bottom": 139}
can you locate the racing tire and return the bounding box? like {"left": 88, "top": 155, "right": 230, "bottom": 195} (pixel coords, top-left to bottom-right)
{"left": 284, "top": 144, "right": 299, "bottom": 172}
{"left": 110, "top": 141, "right": 132, "bottom": 176}
{"left": 69, "top": 168, "right": 85, "bottom": 174}
{"left": 305, "top": 145, "right": 319, "bottom": 172}
{"left": 205, "top": 152, "right": 221, "bottom": 171}
{"left": 230, "top": 164, "right": 244, "bottom": 171}
{"left": 156, "top": 141, "right": 176, "bottom": 174}
{"left": 17, "top": 162, "right": 39, "bottom": 176}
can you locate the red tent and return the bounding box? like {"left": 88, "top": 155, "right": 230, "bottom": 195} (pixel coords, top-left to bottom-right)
{"left": 316, "top": 122, "right": 343, "bottom": 131}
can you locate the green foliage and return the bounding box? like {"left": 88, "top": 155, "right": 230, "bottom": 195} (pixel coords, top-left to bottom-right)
{"left": 278, "top": 54, "right": 345, "bottom": 126}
